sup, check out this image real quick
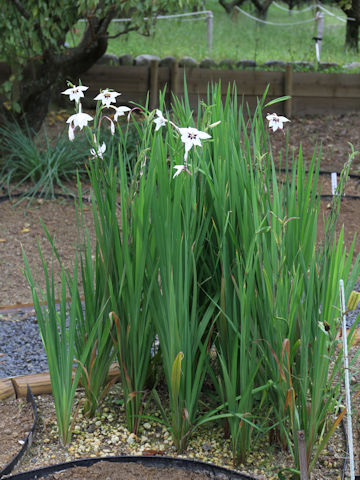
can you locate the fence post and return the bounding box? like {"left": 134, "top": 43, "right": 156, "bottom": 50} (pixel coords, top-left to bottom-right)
{"left": 149, "top": 59, "right": 159, "bottom": 110}
{"left": 170, "top": 60, "right": 179, "bottom": 100}
{"left": 314, "top": 10, "right": 324, "bottom": 62}
{"left": 284, "top": 62, "right": 293, "bottom": 118}
{"left": 207, "top": 11, "right": 213, "bottom": 53}
{"left": 297, "top": 430, "right": 309, "bottom": 480}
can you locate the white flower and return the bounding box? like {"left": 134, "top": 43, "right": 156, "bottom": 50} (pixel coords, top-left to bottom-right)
{"left": 90, "top": 136, "right": 106, "bottom": 159}
{"left": 68, "top": 125, "right": 75, "bottom": 141}
{"left": 61, "top": 85, "right": 88, "bottom": 103}
{"left": 111, "top": 105, "right": 131, "bottom": 122}
{"left": 66, "top": 103, "right": 93, "bottom": 141}
{"left": 94, "top": 89, "right": 121, "bottom": 107}
{"left": 103, "top": 115, "right": 115, "bottom": 135}
{"left": 179, "top": 127, "right": 211, "bottom": 154}
{"left": 153, "top": 109, "right": 167, "bottom": 131}
{"left": 173, "top": 164, "right": 192, "bottom": 178}
{"left": 266, "top": 113, "right": 290, "bottom": 132}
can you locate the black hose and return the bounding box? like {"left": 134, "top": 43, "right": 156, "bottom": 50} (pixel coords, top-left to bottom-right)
{"left": 0, "top": 192, "right": 90, "bottom": 204}
{"left": 277, "top": 167, "right": 360, "bottom": 180}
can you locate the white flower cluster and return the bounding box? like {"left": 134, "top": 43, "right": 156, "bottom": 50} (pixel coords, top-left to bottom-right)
{"left": 62, "top": 84, "right": 131, "bottom": 158}
{"left": 62, "top": 83, "right": 290, "bottom": 170}
{"left": 153, "top": 110, "right": 212, "bottom": 178}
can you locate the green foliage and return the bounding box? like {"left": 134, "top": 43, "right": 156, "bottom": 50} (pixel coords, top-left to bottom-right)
{"left": 101, "top": 0, "right": 360, "bottom": 66}
{"left": 23, "top": 82, "right": 360, "bottom": 473}
{"left": 22, "top": 247, "right": 102, "bottom": 446}
{"left": 0, "top": 0, "right": 201, "bottom": 116}
{"left": 0, "top": 121, "right": 87, "bottom": 204}
{"left": 87, "top": 152, "right": 157, "bottom": 434}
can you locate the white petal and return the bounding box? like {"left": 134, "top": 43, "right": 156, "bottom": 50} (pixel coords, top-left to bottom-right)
{"left": 173, "top": 165, "right": 185, "bottom": 178}
{"left": 183, "top": 140, "right": 194, "bottom": 153}
{"left": 197, "top": 130, "right": 211, "bottom": 140}
{"left": 68, "top": 124, "right": 75, "bottom": 141}
{"left": 154, "top": 116, "right": 167, "bottom": 131}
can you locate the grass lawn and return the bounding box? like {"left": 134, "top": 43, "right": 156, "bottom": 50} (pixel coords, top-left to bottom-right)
{"left": 67, "top": 0, "right": 360, "bottom": 66}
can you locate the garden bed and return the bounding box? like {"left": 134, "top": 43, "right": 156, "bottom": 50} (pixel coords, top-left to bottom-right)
{"left": 1, "top": 386, "right": 352, "bottom": 480}
{"left": 1, "top": 104, "right": 360, "bottom": 480}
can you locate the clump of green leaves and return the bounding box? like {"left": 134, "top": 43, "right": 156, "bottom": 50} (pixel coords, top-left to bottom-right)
{"left": 0, "top": 121, "right": 87, "bottom": 204}
{"left": 23, "top": 82, "right": 360, "bottom": 475}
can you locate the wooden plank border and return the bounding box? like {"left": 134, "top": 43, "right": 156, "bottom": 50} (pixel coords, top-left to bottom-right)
{"left": 1, "top": 62, "right": 360, "bottom": 116}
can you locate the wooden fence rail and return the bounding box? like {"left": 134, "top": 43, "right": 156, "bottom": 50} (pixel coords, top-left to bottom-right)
{"left": 1, "top": 61, "right": 360, "bottom": 116}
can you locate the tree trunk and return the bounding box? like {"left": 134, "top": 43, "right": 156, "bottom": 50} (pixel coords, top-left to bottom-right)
{"left": 251, "top": 0, "right": 273, "bottom": 21}
{"left": 218, "top": 0, "right": 246, "bottom": 15}
{"left": 340, "top": 0, "right": 360, "bottom": 52}
{"left": 1, "top": 16, "right": 111, "bottom": 134}
{"left": 345, "top": 16, "right": 359, "bottom": 51}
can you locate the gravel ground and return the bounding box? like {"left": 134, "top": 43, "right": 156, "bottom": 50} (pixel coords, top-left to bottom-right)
{"left": 0, "top": 310, "right": 49, "bottom": 378}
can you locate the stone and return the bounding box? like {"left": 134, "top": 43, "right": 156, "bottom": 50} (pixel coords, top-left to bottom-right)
{"left": 219, "top": 58, "right": 236, "bottom": 69}
{"left": 96, "top": 53, "right": 119, "bottom": 66}
{"left": 127, "top": 433, "right": 136, "bottom": 444}
{"left": 159, "top": 56, "right": 177, "bottom": 66}
{"left": 110, "top": 435, "right": 119, "bottom": 444}
{"left": 200, "top": 57, "right": 217, "bottom": 69}
{"left": 135, "top": 54, "right": 161, "bottom": 66}
{"left": 119, "top": 54, "right": 134, "bottom": 66}
{"left": 263, "top": 60, "right": 287, "bottom": 69}
{"left": 179, "top": 56, "right": 198, "bottom": 68}
{"left": 289, "top": 61, "right": 314, "bottom": 71}
{"left": 236, "top": 59, "right": 256, "bottom": 69}
{"left": 318, "top": 62, "right": 339, "bottom": 71}
{"left": 343, "top": 61, "right": 360, "bottom": 70}
{"left": 87, "top": 423, "right": 96, "bottom": 433}
{"left": 202, "top": 442, "right": 212, "bottom": 452}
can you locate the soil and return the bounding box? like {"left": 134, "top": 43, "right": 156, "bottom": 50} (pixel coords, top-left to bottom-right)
{"left": 0, "top": 397, "right": 34, "bottom": 472}
{"left": 33, "top": 461, "right": 224, "bottom": 480}
{"left": 0, "top": 194, "right": 96, "bottom": 309}
{"left": 1, "top": 111, "right": 360, "bottom": 479}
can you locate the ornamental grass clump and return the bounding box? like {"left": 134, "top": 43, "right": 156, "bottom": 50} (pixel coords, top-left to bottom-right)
{"left": 88, "top": 154, "right": 157, "bottom": 434}
{"left": 198, "top": 86, "right": 360, "bottom": 470}
{"left": 0, "top": 121, "right": 87, "bottom": 204}
{"left": 23, "top": 80, "right": 360, "bottom": 477}
{"left": 22, "top": 249, "right": 102, "bottom": 446}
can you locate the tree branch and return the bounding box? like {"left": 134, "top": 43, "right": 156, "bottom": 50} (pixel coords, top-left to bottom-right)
{"left": 219, "top": 0, "right": 246, "bottom": 14}
{"left": 12, "top": 0, "right": 30, "bottom": 19}
{"left": 103, "top": 24, "right": 139, "bottom": 40}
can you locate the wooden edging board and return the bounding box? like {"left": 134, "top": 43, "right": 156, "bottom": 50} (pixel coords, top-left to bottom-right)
{"left": 2, "top": 62, "right": 360, "bottom": 116}
{"left": 0, "top": 364, "right": 121, "bottom": 400}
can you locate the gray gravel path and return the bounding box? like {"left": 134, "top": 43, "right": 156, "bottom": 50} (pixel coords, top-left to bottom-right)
{"left": 0, "top": 310, "right": 49, "bottom": 378}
